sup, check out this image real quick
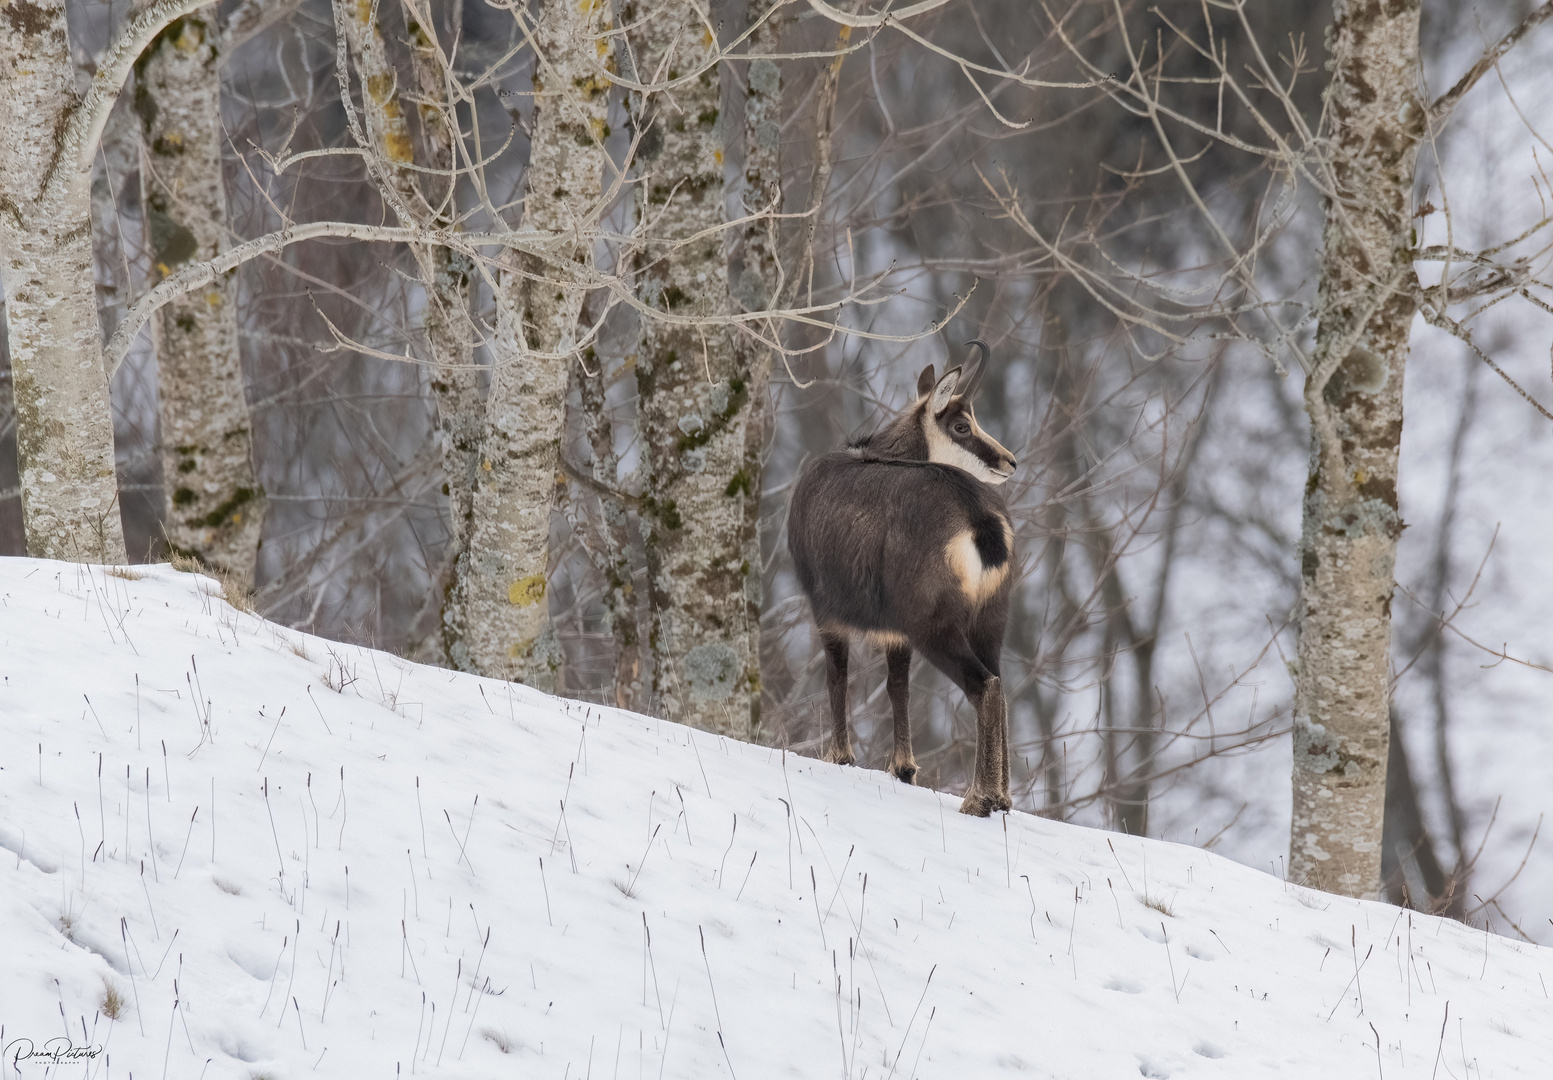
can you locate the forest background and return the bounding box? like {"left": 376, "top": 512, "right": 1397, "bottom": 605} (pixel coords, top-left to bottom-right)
{"left": 2, "top": 0, "right": 1552, "bottom": 935}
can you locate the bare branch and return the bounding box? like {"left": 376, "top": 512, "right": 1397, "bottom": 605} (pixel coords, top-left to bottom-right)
{"left": 805, "top": 0, "right": 956, "bottom": 27}
{"left": 105, "top": 223, "right": 559, "bottom": 376}
{"left": 64, "top": 0, "right": 215, "bottom": 180}
{"left": 220, "top": 0, "right": 304, "bottom": 56}
{"left": 1429, "top": 1, "right": 1553, "bottom": 125}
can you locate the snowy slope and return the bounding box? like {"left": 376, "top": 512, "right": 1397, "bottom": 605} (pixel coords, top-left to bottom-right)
{"left": 1, "top": 558, "right": 1550, "bottom": 1079}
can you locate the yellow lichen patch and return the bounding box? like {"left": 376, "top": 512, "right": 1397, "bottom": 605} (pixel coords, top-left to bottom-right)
{"left": 355, "top": 0, "right": 373, "bottom": 24}
{"left": 509, "top": 574, "right": 547, "bottom": 607}
{"left": 385, "top": 129, "right": 415, "bottom": 163}
{"left": 506, "top": 636, "right": 535, "bottom": 659}
{"left": 366, "top": 73, "right": 396, "bottom": 106}
{"left": 590, "top": 117, "right": 609, "bottom": 141}
{"left": 205, "top": 291, "right": 222, "bottom": 307}
{"left": 714, "top": 149, "right": 724, "bottom": 166}
{"left": 175, "top": 21, "right": 204, "bottom": 52}
{"left": 703, "top": 28, "right": 714, "bottom": 46}
{"left": 482, "top": 459, "right": 493, "bottom": 472}
{"left": 162, "top": 131, "right": 184, "bottom": 149}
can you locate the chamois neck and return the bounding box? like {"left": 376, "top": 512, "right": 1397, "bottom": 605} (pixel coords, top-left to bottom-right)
{"left": 851, "top": 401, "right": 929, "bottom": 460}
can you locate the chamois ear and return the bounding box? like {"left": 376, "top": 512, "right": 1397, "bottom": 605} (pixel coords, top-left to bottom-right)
{"left": 931, "top": 366, "right": 963, "bottom": 416}
{"left": 916, "top": 365, "right": 937, "bottom": 399}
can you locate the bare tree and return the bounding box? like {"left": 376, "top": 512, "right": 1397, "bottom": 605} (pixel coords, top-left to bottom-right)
{"left": 439, "top": 0, "right": 614, "bottom": 685}
{"left": 621, "top": 0, "right": 761, "bottom": 737}
{"left": 138, "top": 7, "right": 266, "bottom": 581}
{"left": 0, "top": 0, "right": 173, "bottom": 561}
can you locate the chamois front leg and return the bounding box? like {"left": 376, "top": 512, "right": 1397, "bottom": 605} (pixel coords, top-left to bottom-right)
{"left": 820, "top": 631, "right": 854, "bottom": 766}
{"left": 885, "top": 644, "right": 917, "bottom": 783}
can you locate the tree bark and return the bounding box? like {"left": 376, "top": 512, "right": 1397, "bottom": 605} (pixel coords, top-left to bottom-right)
{"left": 91, "top": 96, "right": 143, "bottom": 345}
{"left": 729, "top": 0, "right": 791, "bottom": 733}
{"left": 401, "top": 0, "right": 479, "bottom": 594}
{"left": 576, "top": 347, "right": 644, "bottom": 709}
{"left": 0, "top": 0, "right": 128, "bottom": 563}
{"left": 1290, "top": 0, "right": 1423, "bottom": 899}
{"left": 624, "top": 0, "right": 760, "bottom": 738}
{"left": 337, "top": 0, "right": 480, "bottom": 657}
{"left": 439, "top": 0, "right": 612, "bottom": 685}
{"left": 139, "top": 11, "right": 266, "bottom": 584}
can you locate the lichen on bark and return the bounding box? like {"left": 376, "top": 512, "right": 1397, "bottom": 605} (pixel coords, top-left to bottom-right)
{"left": 0, "top": 0, "right": 128, "bottom": 563}
{"left": 1291, "top": 0, "right": 1423, "bottom": 899}
{"left": 438, "top": 0, "right": 613, "bottom": 687}
{"left": 623, "top": 0, "right": 762, "bottom": 739}
{"left": 139, "top": 11, "right": 266, "bottom": 584}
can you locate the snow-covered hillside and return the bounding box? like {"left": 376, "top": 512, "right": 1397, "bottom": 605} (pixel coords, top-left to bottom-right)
{"left": 1, "top": 558, "right": 1549, "bottom": 1079}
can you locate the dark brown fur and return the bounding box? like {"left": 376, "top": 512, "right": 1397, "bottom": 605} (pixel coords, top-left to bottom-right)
{"left": 787, "top": 348, "right": 1017, "bottom": 815}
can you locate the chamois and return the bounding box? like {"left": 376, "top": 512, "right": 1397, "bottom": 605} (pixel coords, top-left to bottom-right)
{"left": 787, "top": 341, "right": 1018, "bottom": 815}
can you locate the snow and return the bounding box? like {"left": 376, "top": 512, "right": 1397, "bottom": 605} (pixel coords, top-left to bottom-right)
{"left": 1, "top": 558, "right": 1550, "bottom": 1079}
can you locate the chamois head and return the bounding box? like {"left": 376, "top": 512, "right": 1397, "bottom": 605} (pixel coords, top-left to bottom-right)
{"left": 854, "top": 340, "right": 1018, "bottom": 485}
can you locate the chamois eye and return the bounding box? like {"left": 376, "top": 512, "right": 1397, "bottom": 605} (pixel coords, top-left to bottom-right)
{"left": 953, "top": 421, "right": 971, "bottom": 436}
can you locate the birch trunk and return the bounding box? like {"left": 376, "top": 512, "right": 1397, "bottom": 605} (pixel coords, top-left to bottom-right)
{"left": 91, "top": 97, "right": 143, "bottom": 343}
{"left": 723, "top": 0, "right": 791, "bottom": 730}
{"left": 139, "top": 12, "right": 265, "bottom": 584}
{"left": 338, "top": 0, "right": 479, "bottom": 660}
{"left": 577, "top": 351, "right": 644, "bottom": 709}
{"left": 0, "top": 0, "right": 128, "bottom": 563}
{"left": 624, "top": 1, "right": 759, "bottom": 737}
{"left": 402, "top": 1, "right": 479, "bottom": 576}
{"left": 1291, "top": 0, "right": 1422, "bottom": 899}
{"left": 439, "top": 0, "right": 611, "bottom": 684}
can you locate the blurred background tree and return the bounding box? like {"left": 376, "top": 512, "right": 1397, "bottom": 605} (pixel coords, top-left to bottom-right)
{"left": 2, "top": 0, "right": 1551, "bottom": 921}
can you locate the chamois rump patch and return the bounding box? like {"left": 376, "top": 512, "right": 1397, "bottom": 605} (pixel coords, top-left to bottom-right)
{"left": 944, "top": 516, "right": 1014, "bottom": 607}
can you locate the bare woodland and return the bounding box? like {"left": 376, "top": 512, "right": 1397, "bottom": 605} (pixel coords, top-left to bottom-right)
{"left": 3, "top": 0, "right": 1553, "bottom": 916}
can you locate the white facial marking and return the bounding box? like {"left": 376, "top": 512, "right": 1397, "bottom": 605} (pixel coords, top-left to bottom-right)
{"left": 924, "top": 407, "right": 1015, "bottom": 485}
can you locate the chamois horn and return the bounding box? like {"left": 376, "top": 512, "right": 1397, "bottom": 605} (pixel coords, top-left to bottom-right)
{"left": 959, "top": 339, "right": 992, "bottom": 398}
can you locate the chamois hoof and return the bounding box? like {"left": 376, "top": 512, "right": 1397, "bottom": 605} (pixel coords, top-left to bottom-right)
{"left": 891, "top": 760, "right": 918, "bottom": 785}
{"left": 959, "top": 788, "right": 1012, "bottom": 817}
{"left": 825, "top": 744, "right": 856, "bottom": 767}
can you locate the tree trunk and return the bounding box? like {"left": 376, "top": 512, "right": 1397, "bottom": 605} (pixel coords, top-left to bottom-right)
{"left": 0, "top": 0, "right": 128, "bottom": 563}
{"left": 575, "top": 348, "right": 644, "bottom": 709}
{"left": 439, "top": 0, "right": 611, "bottom": 684}
{"left": 624, "top": 1, "right": 761, "bottom": 738}
{"left": 338, "top": 0, "right": 482, "bottom": 662}
{"left": 728, "top": 0, "right": 791, "bottom": 733}
{"left": 1381, "top": 709, "right": 1456, "bottom": 912}
{"left": 1290, "top": 0, "right": 1422, "bottom": 899}
{"left": 139, "top": 11, "right": 266, "bottom": 584}
{"left": 402, "top": 0, "right": 479, "bottom": 599}
{"left": 91, "top": 96, "right": 143, "bottom": 344}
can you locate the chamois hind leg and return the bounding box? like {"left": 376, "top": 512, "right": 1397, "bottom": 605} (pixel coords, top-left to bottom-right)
{"left": 884, "top": 644, "right": 916, "bottom": 784}
{"left": 968, "top": 610, "right": 1011, "bottom": 810}
{"left": 919, "top": 634, "right": 1011, "bottom": 816}
{"left": 965, "top": 681, "right": 1011, "bottom": 816}
{"left": 820, "top": 630, "right": 855, "bottom": 766}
